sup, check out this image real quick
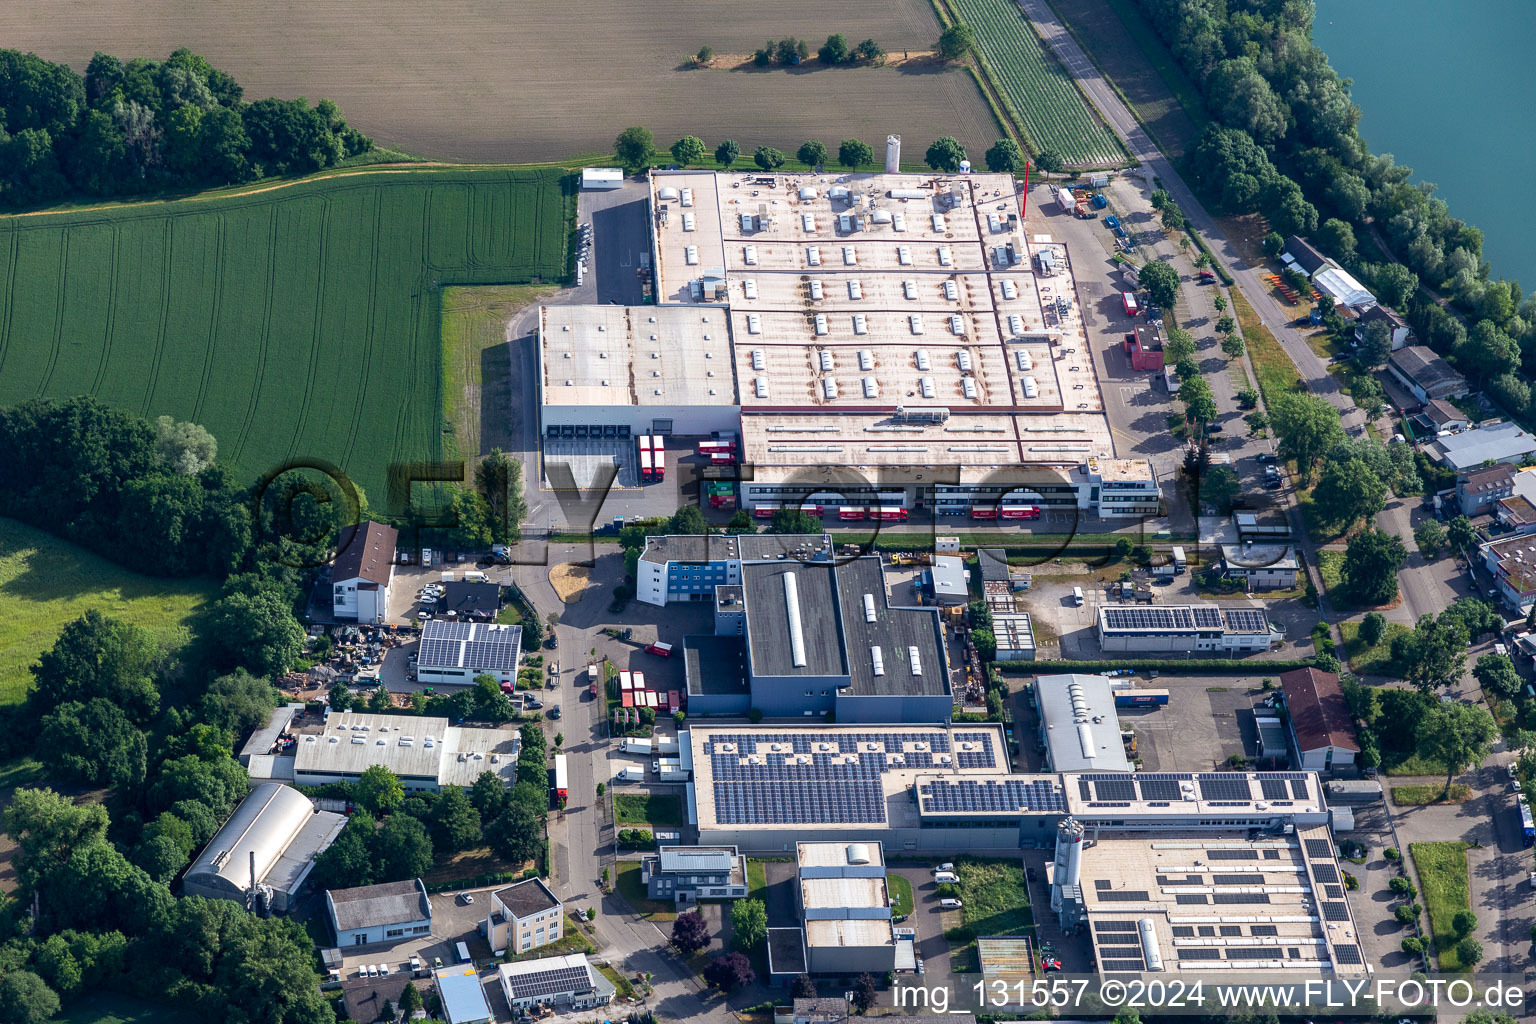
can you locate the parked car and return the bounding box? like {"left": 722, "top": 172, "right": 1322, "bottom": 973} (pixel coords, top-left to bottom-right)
{"left": 935, "top": 862, "right": 954, "bottom": 873}
{"left": 523, "top": 697, "right": 543, "bottom": 710}
{"left": 939, "top": 898, "right": 963, "bottom": 909}
{"left": 548, "top": 706, "right": 562, "bottom": 719}
{"left": 456, "top": 892, "right": 475, "bottom": 905}
{"left": 1206, "top": 423, "right": 1224, "bottom": 432}
{"left": 1256, "top": 452, "right": 1278, "bottom": 463}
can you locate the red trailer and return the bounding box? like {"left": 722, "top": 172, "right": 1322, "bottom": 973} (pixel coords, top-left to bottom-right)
{"left": 649, "top": 437, "right": 665, "bottom": 480}
{"left": 553, "top": 754, "right": 569, "bottom": 802}
{"left": 697, "top": 440, "right": 738, "bottom": 456}
{"left": 970, "top": 507, "right": 998, "bottom": 520}
{"left": 799, "top": 504, "right": 825, "bottom": 517}
{"left": 638, "top": 444, "right": 653, "bottom": 480}
{"left": 753, "top": 504, "right": 779, "bottom": 519}
{"left": 1000, "top": 505, "right": 1041, "bottom": 520}
{"left": 873, "top": 506, "right": 908, "bottom": 522}
{"left": 645, "top": 641, "right": 674, "bottom": 658}
{"left": 838, "top": 506, "right": 867, "bottom": 521}
{"left": 1121, "top": 292, "right": 1139, "bottom": 317}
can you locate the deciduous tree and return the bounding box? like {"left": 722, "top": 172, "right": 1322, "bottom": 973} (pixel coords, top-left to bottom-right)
{"left": 796, "top": 140, "right": 828, "bottom": 168}
{"left": 1139, "top": 261, "right": 1180, "bottom": 310}
{"left": 1417, "top": 702, "right": 1496, "bottom": 795}
{"left": 670, "top": 136, "right": 706, "bottom": 166}
{"left": 703, "top": 952, "right": 755, "bottom": 993}
{"left": 936, "top": 23, "right": 975, "bottom": 61}
{"left": 838, "top": 138, "right": 873, "bottom": 168}
{"left": 672, "top": 909, "right": 710, "bottom": 953}
{"left": 753, "top": 146, "right": 786, "bottom": 171}
{"left": 924, "top": 136, "right": 966, "bottom": 173}
{"left": 715, "top": 139, "right": 740, "bottom": 168}
{"left": 1340, "top": 528, "right": 1406, "bottom": 606}
{"left": 731, "top": 897, "right": 768, "bottom": 950}
{"left": 614, "top": 126, "right": 653, "bottom": 171}
{"left": 984, "top": 138, "right": 1023, "bottom": 174}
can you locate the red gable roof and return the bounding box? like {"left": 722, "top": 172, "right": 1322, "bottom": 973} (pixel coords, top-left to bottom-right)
{"left": 1279, "top": 667, "right": 1359, "bottom": 753}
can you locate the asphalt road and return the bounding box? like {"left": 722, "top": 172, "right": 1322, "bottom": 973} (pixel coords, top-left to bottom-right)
{"left": 1016, "top": 0, "right": 1365, "bottom": 437}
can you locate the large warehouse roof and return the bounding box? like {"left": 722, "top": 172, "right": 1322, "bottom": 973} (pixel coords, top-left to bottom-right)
{"left": 540, "top": 304, "right": 739, "bottom": 409}
{"left": 184, "top": 783, "right": 346, "bottom": 903}
{"left": 290, "top": 712, "right": 521, "bottom": 788}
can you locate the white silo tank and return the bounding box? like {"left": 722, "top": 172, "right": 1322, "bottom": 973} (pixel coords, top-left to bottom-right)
{"left": 885, "top": 135, "right": 902, "bottom": 173}
{"left": 959, "top": 159, "right": 971, "bottom": 174}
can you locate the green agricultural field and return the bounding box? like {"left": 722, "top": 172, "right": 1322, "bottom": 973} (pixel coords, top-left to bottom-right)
{"left": 0, "top": 518, "right": 214, "bottom": 704}
{"left": 946, "top": 0, "right": 1123, "bottom": 165}
{"left": 0, "top": 167, "right": 569, "bottom": 501}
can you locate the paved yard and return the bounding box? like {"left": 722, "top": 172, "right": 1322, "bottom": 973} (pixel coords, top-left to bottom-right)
{"left": 1126, "top": 674, "right": 1269, "bottom": 772}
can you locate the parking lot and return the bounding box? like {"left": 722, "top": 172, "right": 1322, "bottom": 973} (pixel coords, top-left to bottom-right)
{"left": 1120, "top": 674, "right": 1276, "bottom": 772}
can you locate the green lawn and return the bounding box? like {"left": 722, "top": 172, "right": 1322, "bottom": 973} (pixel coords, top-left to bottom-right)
{"left": 1383, "top": 752, "right": 1448, "bottom": 777}
{"left": 1339, "top": 619, "right": 1410, "bottom": 676}
{"left": 440, "top": 283, "right": 558, "bottom": 462}
{"left": 747, "top": 858, "right": 768, "bottom": 902}
{"left": 888, "top": 872, "right": 915, "bottom": 921}
{"left": 0, "top": 518, "right": 214, "bottom": 704}
{"left": 1234, "top": 289, "right": 1301, "bottom": 404}
{"left": 1392, "top": 784, "right": 1471, "bottom": 806}
{"left": 1410, "top": 842, "right": 1473, "bottom": 971}
{"left": 0, "top": 166, "right": 569, "bottom": 500}
{"left": 614, "top": 793, "right": 682, "bottom": 827}
{"left": 950, "top": 858, "right": 1033, "bottom": 972}
{"left": 500, "top": 914, "right": 595, "bottom": 961}
{"left": 614, "top": 861, "right": 676, "bottom": 921}
{"left": 1317, "top": 549, "right": 1345, "bottom": 601}
{"left": 52, "top": 994, "right": 200, "bottom": 1024}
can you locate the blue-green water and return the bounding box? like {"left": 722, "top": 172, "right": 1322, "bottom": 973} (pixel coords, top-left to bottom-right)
{"left": 1314, "top": 0, "right": 1536, "bottom": 290}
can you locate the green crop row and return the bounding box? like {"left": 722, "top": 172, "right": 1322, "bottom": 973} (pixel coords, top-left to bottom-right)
{"left": 946, "top": 0, "right": 1122, "bottom": 165}
{"left": 0, "top": 167, "right": 569, "bottom": 500}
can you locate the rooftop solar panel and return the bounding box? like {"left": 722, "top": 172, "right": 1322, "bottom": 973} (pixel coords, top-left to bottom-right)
{"left": 1212, "top": 893, "right": 1268, "bottom": 904}
{"left": 1321, "top": 901, "right": 1350, "bottom": 921}
{"left": 1175, "top": 894, "right": 1208, "bottom": 904}
{"left": 1094, "top": 778, "right": 1136, "bottom": 802}
{"left": 1097, "top": 891, "right": 1150, "bottom": 901}
{"left": 1223, "top": 608, "right": 1271, "bottom": 633}
{"left": 1225, "top": 947, "right": 1275, "bottom": 960}
{"left": 1324, "top": 884, "right": 1344, "bottom": 899}
{"left": 1304, "top": 838, "right": 1332, "bottom": 858}
{"left": 1291, "top": 778, "right": 1310, "bottom": 798}
{"left": 1138, "top": 778, "right": 1183, "bottom": 801}
{"left": 1191, "top": 606, "right": 1224, "bottom": 629}
{"left": 1260, "top": 778, "right": 1289, "bottom": 800}
{"left": 1311, "top": 863, "right": 1340, "bottom": 884}
{"left": 503, "top": 964, "right": 595, "bottom": 1000}
{"left": 1101, "top": 959, "right": 1146, "bottom": 972}
{"left": 1333, "top": 944, "right": 1362, "bottom": 965}
{"left": 1177, "top": 948, "right": 1220, "bottom": 960}
{"left": 1197, "top": 775, "right": 1251, "bottom": 801}
{"left": 920, "top": 778, "right": 1067, "bottom": 814}
{"left": 1093, "top": 921, "right": 1138, "bottom": 933}
{"left": 1207, "top": 849, "right": 1258, "bottom": 860}
{"left": 1101, "top": 606, "right": 1195, "bottom": 631}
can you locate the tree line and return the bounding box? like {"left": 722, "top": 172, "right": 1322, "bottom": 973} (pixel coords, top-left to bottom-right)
{"left": 0, "top": 48, "right": 372, "bottom": 207}
{"left": 617, "top": 126, "right": 1024, "bottom": 176}
{"left": 1141, "top": 0, "right": 1536, "bottom": 427}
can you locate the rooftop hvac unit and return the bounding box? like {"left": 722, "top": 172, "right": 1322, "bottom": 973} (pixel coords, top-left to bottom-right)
{"left": 802, "top": 212, "right": 816, "bottom": 232}
{"left": 897, "top": 245, "right": 912, "bottom": 265}
{"left": 842, "top": 246, "right": 857, "bottom": 266}
{"left": 838, "top": 213, "right": 854, "bottom": 233}
{"left": 852, "top": 314, "right": 868, "bottom": 335}
{"left": 858, "top": 349, "right": 874, "bottom": 371}
{"left": 909, "top": 316, "right": 924, "bottom": 336}
{"left": 798, "top": 186, "right": 818, "bottom": 200}
{"left": 942, "top": 280, "right": 958, "bottom": 301}
{"left": 1023, "top": 375, "right": 1039, "bottom": 399}
{"left": 957, "top": 350, "right": 973, "bottom": 372}
{"left": 747, "top": 315, "right": 762, "bottom": 336}
{"left": 1008, "top": 314, "right": 1024, "bottom": 335}
{"left": 740, "top": 212, "right": 755, "bottom": 232}
{"left": 819, "top": 350, "right": 835, "bottom": 372}
{"left": 814, "top": 313, "right": 828, "bottom": 336}
{"left": 915, "top": 349, "right": 931, "bottom": 371}
{"left": 751, "top": 348, "right": 765, "bottom": 370}
{"left": 823, "top": 378, "right": 839, "bottom": 400}
{"left": 862, "top": 377, "right": 878, "bottom": 398}
{"left": 903, "top": 280, "right": 918, "bottom": 301}
{"left": 892, "top": 213, "right": 907, "bottom": 232}
{"left": 1016, "top": 350, "right": 1033, "bottom": 371}
{"left": 919, "top": 377, "right": 935, "bottom": 399}
{"left": 931, "top": 213, "right": 946, "bottom": 232}
{"left": 863, "top": 593, "right": 877, "bottom": 622}
{"left": 1001, "top": 279, "right": 1018, "bottom": 300}
{"left": 754, "top": 377, "right": 769, "bottom": 399}
{"left": 806, "top": 245, "right": 821, "bottom": 266}
{"left": 937, "top": 245, "right": 953, "bottom": 266}
{"left": 908, "top": 646, "right": 922, "bottom": 675}
{"left": 809, "top": 280, "right": 824, "bottom": 300}
{"left": 743, "top": 245, "right": 758, "bottom": 265}
{"left": 950, "top": 315, "right": 965, "bottom": 335}
{"left": 961, "top": 377, "right": 978, "bottom": 400}
{"left": 847, "top": 280, "right": 863, "bottom": 299}
{"left": 743, "top": 279, "right": 758, "bottom": 299}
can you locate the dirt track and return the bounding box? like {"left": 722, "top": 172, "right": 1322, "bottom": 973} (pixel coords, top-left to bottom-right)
{"left": 4, "top": 0, "right": 997, "bottom": 162}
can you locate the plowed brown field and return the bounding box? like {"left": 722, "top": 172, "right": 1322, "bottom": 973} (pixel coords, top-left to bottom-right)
{"left": 3, "top": 0, "right": 999, "bottom": 162}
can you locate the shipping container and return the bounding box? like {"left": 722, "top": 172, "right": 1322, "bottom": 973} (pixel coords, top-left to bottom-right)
{"left": 1114, "top": 689, "right": 1169, "bottom": 707}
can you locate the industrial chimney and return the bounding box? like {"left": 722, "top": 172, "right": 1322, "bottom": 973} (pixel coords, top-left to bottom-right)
{"left": 885, "top": 135, "right": 901, "bottom": 173}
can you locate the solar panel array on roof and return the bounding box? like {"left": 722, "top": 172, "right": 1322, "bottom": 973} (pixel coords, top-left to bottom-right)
{"left": 1097, "top": 891, "right": 1150, "bottom": 901}
{"left": 1190, "top": 606, "right": 1224, "bottom": 629}
{"left": 1324, "top": 884, "right": 1344, "bottom": 899}
{"left": 1292, "top": 778, "right": 1310, "bottom": 798}
{"left": 1099, "top": 945, "right": 1142, "bottom": 959}
{"left": 1093, "top": 921, "right": 1137, "bottom": 933}
{"left": 1197, "top": 775, "right": 1252, "bottom": 801}
{"left": 1101, "top": 959, "right": 1146, "bottom": 972}
{"left": 706, "top": 730, "right": 998, "bottom": 825}
{"left": 1177, "top": 948, "right": 1220, "bottom": 960}
{"left": 1250, "top": 925, "right": 1278, "bottom": 936}
{"left": 1260, "top": 778, "right": 1290, "bottom": 800}
{"left": 1224, "top": 608, "right": 1271, "bottom": 633}
{"left": 1321, "top": 901, "right": 1350, "bottom": 921}
{"left": 1304, "top": 838, "right": 1332, "bottom": 858}
{"left": 1138, "top": 778, "right": 1183, "bottom": 801}
{"left": 418, "top": 620, "right": 520, "bottom": 672}
{"left": 502, "top": 964, "right": 594, "bottom": 1001}
{"left": 1311, "top": 863, "right": 1340, "bottom": 884}
{"left": 919, "top": 778, "right": 1066, "bottom": 814}
{"left": 1175, "top": 894, "right": 1208, "bottom": 904}
{"left": 1333, "top": 944, "right": 1363, "bottom": 965}
{"left": 1207, "top": 849, "right": 1259, "bottom": 860}
{"left": 1094, "top": 778, "right": 1136, "bottom": 801}
{"left": 1225, "top": 947, "right": 1277, "bottom": 960}
{"left": 1101, "top": 607, "right": 1194, "bottom": 631}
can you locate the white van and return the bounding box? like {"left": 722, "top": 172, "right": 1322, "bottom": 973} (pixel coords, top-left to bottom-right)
{"left": 934, "top": 871, "right": 960, "bottom": 885}
{"left": 1072, "top": 586, "right": 1084, "bottom": 606}
{"left": 939, "top": 898, "right": 964, "bottom": 909}
{"left": 462, "top": 570, "right": 488, "bottom": 584}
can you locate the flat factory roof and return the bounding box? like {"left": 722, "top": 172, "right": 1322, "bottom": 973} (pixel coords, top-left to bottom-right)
{"left": 1035, "top": 674, "right": 1131, "bottom": 772}
{"left": 801, "top": 876, "right": 888, "bottom": 911}
{"left": 540, "top": 304, "right": 738, "bottom": 408}
{"left": 1075, "top": 827, "right": 1365, "bottom": 976}
{"left": 797, "top": 841, "right": 886, "bottom": 869}
{"left": 804, "top": 919, "right": 894, "bottom": 949}
{"left": 833, "top": 556, "right": 950, "bottom": 698}
{"left": 293, "top": 712, "right": 520, "bottom": 788}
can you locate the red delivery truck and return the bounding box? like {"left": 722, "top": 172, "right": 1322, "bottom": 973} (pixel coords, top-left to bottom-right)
{"left": 838, "top": 506, "right": 867, "bottom": 521}
{"left": 645, "top": 641, "right": 674, "bottom": 657}
{"left": 1121, "top": 292, "right": 1139, "bottom": 317}
{"left": 873, "top": 506, "right": 908, "bottom": 521}
{"left": 552, "top": 754, "right": 569, "bottom": 801}
{"left": 753, "top": 504, "right": 779, "bottom": 519}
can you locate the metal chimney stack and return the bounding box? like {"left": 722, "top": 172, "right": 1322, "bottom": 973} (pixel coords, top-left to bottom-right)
{"left": 885, "top": 135, "right": 901, "bottom": 173}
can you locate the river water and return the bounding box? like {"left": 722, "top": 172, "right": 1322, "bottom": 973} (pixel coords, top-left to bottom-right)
{"left": 1314, "top": 0, "right": 1536, "bottom": 291}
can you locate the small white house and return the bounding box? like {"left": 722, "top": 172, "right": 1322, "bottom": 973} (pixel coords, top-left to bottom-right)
{"left": 331, "top": 521, "right": 398, "bottom": 624}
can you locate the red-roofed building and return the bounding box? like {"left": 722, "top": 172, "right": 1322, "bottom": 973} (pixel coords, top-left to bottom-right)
{"left": 331, "top": 521, "right": 399, "bottom": 623}
{"left": 1278, "top": 668, "right": 1359, "bottom": 772}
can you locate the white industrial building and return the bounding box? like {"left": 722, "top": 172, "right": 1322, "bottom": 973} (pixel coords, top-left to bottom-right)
{"left": 535, "top": 170, "right": 1158, "bottom": 517}
{"left": 1034, "top": 674, "right": 1129, "bottom": 772}
{"left": 246, "top": 712, "right": 521, "bottom": 791}
{"left": 497, "top": 954, "right": 614, "bottom": 1011}
{"left": 797, "top": 842, "right": 897, "bottom": 975}
{"left": 1095, "top": 604, "right": 1281, "bottom": 653}
{"left": 325, "top": 877, "right": 432, "bottom": 947}
{"left": 183, "top": 783, "right": 347, "bottom": 913}
{"left": 416, "top": 620, "right": 522, "bottom": 686}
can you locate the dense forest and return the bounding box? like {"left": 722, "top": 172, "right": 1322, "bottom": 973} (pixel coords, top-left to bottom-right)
{"left": 1136, "top": 0, "right": 1536, "bottom": 422}
{"left": 0, "top": 48, "right": 372, "bottom": 206}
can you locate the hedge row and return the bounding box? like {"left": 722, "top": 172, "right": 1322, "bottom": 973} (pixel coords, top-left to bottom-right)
{"left": 997, "top": 657, "right": 1315, "bottom": 674}
{"left": 424, "top": 869, "right": 538, "bottom": 894}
